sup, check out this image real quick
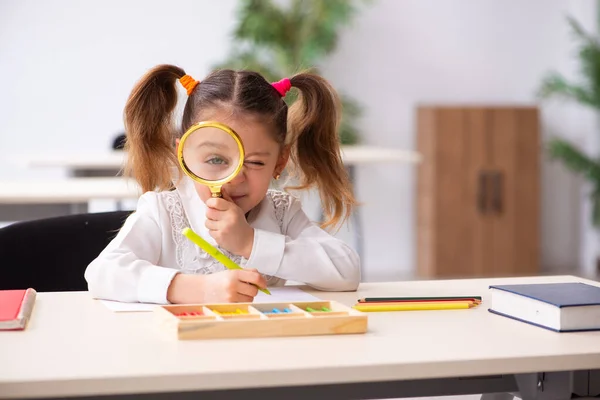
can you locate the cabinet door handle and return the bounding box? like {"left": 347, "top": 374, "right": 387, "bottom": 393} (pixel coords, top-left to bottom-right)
{"left": 478, "top": 171, "right": 489, "bottom": 214}
{"left": 491, "top": 171, "right": 503, "bottom": 214}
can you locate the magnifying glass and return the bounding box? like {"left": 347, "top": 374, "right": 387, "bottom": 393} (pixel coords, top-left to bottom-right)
{"left": 177, "top": 121, "right": 244, "bottom": 198}
{"left": 177, "top": 122, "right": 269, "bottom": 294}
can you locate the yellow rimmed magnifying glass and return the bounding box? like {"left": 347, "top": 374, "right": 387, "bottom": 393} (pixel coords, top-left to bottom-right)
{"left": 177, "top": 121, "right": 245, "bottom": 198}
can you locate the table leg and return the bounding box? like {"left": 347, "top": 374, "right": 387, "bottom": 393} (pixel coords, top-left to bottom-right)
{"left": 514, "top": 371, "right": 573, "bottom": 400}
{"left": 589, "top": 369, "right": 600, "bottom": 396}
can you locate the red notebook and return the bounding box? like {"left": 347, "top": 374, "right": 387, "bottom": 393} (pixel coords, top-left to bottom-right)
{"left": 0, "top": 289, "right": 36, "bottom": 330}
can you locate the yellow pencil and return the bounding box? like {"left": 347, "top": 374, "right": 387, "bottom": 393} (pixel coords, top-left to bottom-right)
{"left": 355, "top": 300, "right": 475, "bottom": 308}
{"left": 352, "top": 302, "right": 473, "bottom": 312}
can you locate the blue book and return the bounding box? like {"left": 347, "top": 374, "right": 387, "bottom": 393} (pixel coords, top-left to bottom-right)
{"left": 488, "top": 282, "right": 600, "bottom": 332}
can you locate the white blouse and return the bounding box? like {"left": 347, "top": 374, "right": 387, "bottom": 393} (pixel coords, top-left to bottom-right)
{"left": 84, "top": 176, "right": 361, "bottom": 304}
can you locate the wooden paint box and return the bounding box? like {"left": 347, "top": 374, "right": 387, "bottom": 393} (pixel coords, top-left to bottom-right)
{"left": 155, "top": 300, "right": 368, "bottom": 340}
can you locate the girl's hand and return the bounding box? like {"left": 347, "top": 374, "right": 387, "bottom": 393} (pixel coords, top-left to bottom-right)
{"left": 205, "top": 191, "right": 254, "bottom": 258}
{"left": 167, "top": 269, "right": 267, "bottom": 303}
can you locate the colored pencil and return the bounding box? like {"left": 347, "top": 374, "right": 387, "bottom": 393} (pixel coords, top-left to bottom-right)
{"left": 355, "top": 300, "right": 477, "bottom": 307}
{"left": 352, "top": 302, "right": 475, "bottom": 312}
{"left": 357, "top": 298, "right": 481, "bottom": 305}
{"left": 358, "top": 296, "right": 482, "bottom": 303}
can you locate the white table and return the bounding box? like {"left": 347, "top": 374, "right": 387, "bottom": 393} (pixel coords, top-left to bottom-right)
{"left": 0, "top": 178, "right": 140, "bottom": 221}
{"left": 18, "top": 146, "right": 421, "bottom": 177}
{"left": 1, "top": 275, "right": 600, "bottom": 400}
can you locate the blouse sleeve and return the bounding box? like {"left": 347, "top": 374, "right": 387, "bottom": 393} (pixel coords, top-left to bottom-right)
{"left": 84, "top": 193, "right": 179, "bottom": 304}
{"left": 244, "top": 195, "right": 360, "bottom": 291}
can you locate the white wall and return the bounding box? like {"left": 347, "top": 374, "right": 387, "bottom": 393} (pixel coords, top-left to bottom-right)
{"left": 0, "top": 0, "right": 238, "bottom": 180}
{"left": 322, "top": 0, "right": 599, "bottom": 280}
{"left": 1, "top": 0, "right": 598, "bottom": 280}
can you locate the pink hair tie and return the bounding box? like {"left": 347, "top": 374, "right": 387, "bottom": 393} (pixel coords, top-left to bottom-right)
{"left": 271, "top": 78, "right": 291, "bottom": 97}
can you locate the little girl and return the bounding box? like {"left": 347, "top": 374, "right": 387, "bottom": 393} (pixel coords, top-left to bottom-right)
{"left": 85, "top": 64, "right": 360, "bottom": 304}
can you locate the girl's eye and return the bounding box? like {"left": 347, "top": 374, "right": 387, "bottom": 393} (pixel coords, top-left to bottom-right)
{"left": 245, "top": 161, "right": 265, "bottom": 167}
{"left": 206, "top": 157, "right": 228, "bottom": 165}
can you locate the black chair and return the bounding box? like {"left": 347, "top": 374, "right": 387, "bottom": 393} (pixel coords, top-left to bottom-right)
{"left": 0, "top": 211, "right": 133, "bottom": 292}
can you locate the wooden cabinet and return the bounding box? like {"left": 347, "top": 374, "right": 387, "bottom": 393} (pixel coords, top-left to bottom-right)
{"left": 416, "top": 106, "right": 540, "bottom": 278}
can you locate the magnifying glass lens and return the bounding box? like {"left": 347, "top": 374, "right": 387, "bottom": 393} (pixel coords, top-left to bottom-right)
{"left": 181, "top": 127, "right": 241, "bottom": 181}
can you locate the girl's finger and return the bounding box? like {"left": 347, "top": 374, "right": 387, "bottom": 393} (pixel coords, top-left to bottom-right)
{"left": 233, "top": 293, "right": 254, "bottom": 303}
{"left": 236, "top": 270, "right": 267, "bottom": 289}
{"left": 205, "top": 207, "right": 221, "bottom": 221}
{"left": 235, "top": 280, "right": 259, "bottom": 298}
{"left": 220, "top": 188, "right": 234, "bottom": 202}
{"left": 205, "top": 219, "right": 219, "bottom": 231}
{"left": 206, "top": 197, "right": 230, "bottom": 211}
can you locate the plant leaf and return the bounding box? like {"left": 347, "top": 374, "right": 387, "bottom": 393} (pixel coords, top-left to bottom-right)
{"left": 547, "top": 138, "right": 600, "bottom": 183}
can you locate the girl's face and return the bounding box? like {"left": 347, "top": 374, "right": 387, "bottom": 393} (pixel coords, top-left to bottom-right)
{"left": 179, "top": 110, "right": 288, "bottom": 214}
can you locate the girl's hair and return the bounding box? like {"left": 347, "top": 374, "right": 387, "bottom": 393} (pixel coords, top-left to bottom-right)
{"left": 123, "top": 64, "right": 356, "bottom": 230}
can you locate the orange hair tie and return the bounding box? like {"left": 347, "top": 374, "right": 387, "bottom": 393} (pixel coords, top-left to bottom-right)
{"left": 179, "top": 74, "right": 199, "bottom": 96}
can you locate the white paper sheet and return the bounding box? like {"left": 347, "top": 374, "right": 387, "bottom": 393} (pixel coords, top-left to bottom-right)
{"left": 253, "top": 286, "right": 320, "bottom": 303}
{"left": 98, "top": 287, "right": 320, "bottom": 312}
{"left": 98, "top": 300, "right": 159, "bottom": 312}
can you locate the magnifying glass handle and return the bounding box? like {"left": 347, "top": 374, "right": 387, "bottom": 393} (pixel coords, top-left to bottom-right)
{"left": 209, "top": 186, "right": 223, "bottom": 198}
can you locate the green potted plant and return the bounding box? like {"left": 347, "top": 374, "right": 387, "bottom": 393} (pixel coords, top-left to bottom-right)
{"left": 538, "top": 15, "right": 600, "bottom": 270}
{"left": 214, "top": 0, "right": 370, "bottom": 145}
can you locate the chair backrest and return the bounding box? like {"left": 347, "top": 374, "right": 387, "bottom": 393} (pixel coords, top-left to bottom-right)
{"left": 0, "top": 211, "right": 132, "bottom": 292}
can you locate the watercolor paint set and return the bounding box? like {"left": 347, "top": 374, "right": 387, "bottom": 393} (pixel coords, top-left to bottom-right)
{"left": 155, "top": 300, "right": 368, "bottom": 340}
